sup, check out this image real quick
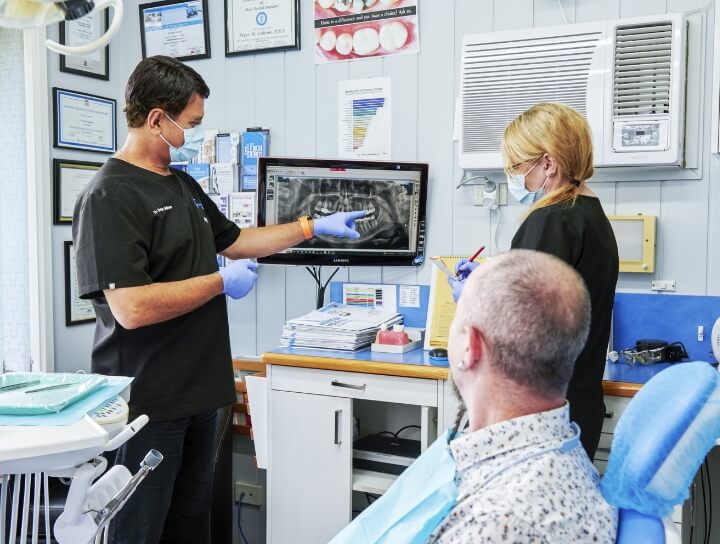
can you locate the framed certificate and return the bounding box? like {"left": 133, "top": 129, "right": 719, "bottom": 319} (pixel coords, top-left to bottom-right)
{"left": 53, "top": 159, "right": 102, "bottom": 225}
{"left": 225, "top": 0, "right": 300, "bottom": 56}
{"left": 53, "top": 88, "right": 117, "bottom": 154}
{"left": 59, "top": 8, "right": 110, "bottom": 80}
{"left": 64, "top": 241, "right": 97, "bottom": 326}
{"left": 140, "top": 0, "right": 211, "bottom": 61}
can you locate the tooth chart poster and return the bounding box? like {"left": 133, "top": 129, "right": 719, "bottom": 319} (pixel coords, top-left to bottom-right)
{"left": 338, "top": 77, "right": 392, "bottom": 160}
{"left": 314, "top": 0, "right": 419, "bottom": 64}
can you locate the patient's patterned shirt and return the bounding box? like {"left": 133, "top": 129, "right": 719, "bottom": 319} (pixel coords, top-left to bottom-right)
{"left": 429, "top": 404, "right": 618, "bottom": 544}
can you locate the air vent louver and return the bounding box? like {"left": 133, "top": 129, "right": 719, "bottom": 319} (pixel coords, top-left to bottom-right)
{"left": 461, "top": 32, "right": 601, "bottom": 154}
{"left": 613, "top": 22, "right": 673, "bottom": 117}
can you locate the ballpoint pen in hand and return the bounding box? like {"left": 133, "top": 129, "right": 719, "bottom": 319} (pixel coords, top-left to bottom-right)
{"left": 456, "top": 245, "right": 486, "bottom": 279}
{"left": 467, "top": 245, "right": 486, "bottom": 264}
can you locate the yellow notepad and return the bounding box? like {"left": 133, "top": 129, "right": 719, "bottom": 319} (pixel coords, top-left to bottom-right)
{"left": 425, "top": 255, "right": 486, "bottom": 349}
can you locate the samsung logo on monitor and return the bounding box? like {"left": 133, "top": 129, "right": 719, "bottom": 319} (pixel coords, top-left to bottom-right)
{"left": 332, "top": 258, "right": 350, "bottom": 263}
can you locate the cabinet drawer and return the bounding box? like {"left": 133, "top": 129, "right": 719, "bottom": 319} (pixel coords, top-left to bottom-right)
{"left": 602, "top": 396, "right": 631, "bottom": 434}
{"left": 270, "top": 365, "right": 438, "bottom": 407}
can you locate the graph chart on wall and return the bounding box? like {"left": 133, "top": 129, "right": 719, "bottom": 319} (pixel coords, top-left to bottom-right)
{"left": 338, "top": 77, "right": 391, "bottom": 159}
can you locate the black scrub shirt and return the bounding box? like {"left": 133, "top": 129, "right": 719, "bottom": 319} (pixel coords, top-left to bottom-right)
{"left": 72, "top": 158, "right": 240, "bottom": 421}
{"left": 511, "top": 195, "right": 619, "bottom": 459}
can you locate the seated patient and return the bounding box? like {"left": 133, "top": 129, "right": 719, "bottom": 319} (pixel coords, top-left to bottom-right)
{"left": 430, "top": 250, "right": 617, "bottom": 543}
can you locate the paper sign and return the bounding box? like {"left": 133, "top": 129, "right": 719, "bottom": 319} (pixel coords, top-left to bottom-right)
{"left": 399, "top": 285, "right": 420, "bottom": 308}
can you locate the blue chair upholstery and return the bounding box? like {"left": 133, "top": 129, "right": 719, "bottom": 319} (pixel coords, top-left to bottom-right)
{"left": 601, "top": 362, "right": 720, "bottom": 544}
{"left": 615, "top": 509, "right": 666, "bottom": 544}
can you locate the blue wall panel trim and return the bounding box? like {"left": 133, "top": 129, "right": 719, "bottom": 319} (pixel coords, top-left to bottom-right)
{"left": 613, "top": 293, "right": 720, "bottom": 362}
{"left": 329, "top": 282, "right": 430, "bottom": 329}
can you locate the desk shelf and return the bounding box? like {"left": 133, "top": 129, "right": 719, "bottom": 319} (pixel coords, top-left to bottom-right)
{"left": 352, "top": 468, "right": 398, "bottom": 496}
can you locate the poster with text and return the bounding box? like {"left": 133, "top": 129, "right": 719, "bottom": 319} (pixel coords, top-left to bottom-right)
{"left": 338, "top": 78, "right": 391, "bottom": 159}
{"left": 314, "top": 0, "right": 419, "bottom": 64}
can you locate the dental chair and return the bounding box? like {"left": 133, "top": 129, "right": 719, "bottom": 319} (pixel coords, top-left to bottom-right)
{"left": 601, "top": 362, "right": 720, "bottom": 544}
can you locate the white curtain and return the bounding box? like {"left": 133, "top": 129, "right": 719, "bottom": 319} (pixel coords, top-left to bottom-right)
{"left": 0, "top": 28, "right": 31, "bottom": 372}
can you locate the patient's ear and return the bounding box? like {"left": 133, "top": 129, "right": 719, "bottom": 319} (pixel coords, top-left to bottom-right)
{"left": 464, "top": 326, "right": 486, "bottom": 370}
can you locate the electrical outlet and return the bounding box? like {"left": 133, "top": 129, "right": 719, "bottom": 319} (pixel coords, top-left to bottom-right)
{"left": 651, "top": 280, "right": 676, "bottom": 292}
{"left": 235, "top": 481, "right": 263, "bottom": 506}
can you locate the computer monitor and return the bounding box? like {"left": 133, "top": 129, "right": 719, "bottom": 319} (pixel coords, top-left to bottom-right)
{"left": 257, "top": 157, "right": 428, "bottom": 266}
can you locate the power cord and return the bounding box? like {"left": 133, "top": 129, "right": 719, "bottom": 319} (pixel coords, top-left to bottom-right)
{"left": 236, "top": 492, "right": 250, "bottom": 544}
{"left": 493, "top": 206, "right": 504, "bottom": 253}
{"left": 305, "top": 266, "right": 341, "bottom": 309}
{"left": 375, "top": 424, "right": 421, "bottom": 438}
{"left": 394, "top": 425, "right": 421, "bottom": 437}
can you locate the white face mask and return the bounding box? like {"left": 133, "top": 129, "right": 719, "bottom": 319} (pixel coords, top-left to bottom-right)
{"left": 159, "top": 113, "right": 204, "bottom": 162}
{"left": 507, "top": 158, "right": 548, "bottom": 205}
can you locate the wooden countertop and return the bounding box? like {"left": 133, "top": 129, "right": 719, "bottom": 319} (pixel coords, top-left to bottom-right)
{"left": 262, "top": 349, "right": 645, "bottom": 397}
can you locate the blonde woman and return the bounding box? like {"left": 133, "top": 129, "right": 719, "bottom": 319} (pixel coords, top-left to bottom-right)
{"left": 451, "top": 103, "right": 619, "bottom": 460}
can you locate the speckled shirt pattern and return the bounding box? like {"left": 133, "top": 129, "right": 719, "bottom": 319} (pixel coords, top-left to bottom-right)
{"left": 429, "top": 404, "right": 618, "bottom": 543}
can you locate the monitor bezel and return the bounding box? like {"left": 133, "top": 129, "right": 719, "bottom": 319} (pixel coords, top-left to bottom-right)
{"left": 256, "top": 157, "right": 428, "bottom": 267}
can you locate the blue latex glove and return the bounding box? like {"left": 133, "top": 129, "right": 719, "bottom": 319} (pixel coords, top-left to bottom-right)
{"left": 314, "top": 211, "right": 366, "bottom": 239}
{"left": 455, "top": 258, "right": 480, "bottom": 281}
{"left": 448, "top": 276, "right": 465, "bottom": 303}
{"left": 218, "top": 259, "right": 258, "bottom": 299}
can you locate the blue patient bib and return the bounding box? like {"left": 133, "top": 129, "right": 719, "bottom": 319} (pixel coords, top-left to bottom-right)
{"left": 330, "top": 428, "right": 459, "bottom": 544}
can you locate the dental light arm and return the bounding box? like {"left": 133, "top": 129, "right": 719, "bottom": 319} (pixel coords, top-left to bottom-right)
{"left": 0, "top": 0, "right": 123, "bottom": 56}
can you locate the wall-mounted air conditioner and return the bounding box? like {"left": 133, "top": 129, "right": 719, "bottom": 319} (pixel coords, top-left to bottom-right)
{"left": 459, "top": 13, "right": 688, "bottom": 170}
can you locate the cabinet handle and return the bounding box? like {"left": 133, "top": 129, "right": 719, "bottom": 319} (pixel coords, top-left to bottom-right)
{"left": 331, "top": 380, "right": 366, "bottom": 391}
{"left": 604, "top": 411, "right": 615, "bottom": 419}
{"left": 334, "top": 409, "right": 341, "bottom": 445}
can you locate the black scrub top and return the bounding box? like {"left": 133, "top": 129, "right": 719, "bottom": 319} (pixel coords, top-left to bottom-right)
{"left": 72, "top": 158, "right": 241, "bottom": 421}
{"left": 511, "top": 195, "right": 619, "bottom": 457}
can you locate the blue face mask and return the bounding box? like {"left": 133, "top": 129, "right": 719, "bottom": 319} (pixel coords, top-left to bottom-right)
{"left": 507, "top": 158, "right": 547, "bottom": 205}
{"left": 160, "top": 113, "right": 204, "bottom": 162}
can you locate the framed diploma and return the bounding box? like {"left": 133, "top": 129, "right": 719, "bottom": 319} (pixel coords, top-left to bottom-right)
{"left": 59, "top": 8, "right": 110, "bottom": 80}
{"left": 53, "top": 88, "right": 117, "bottom": 154}
{"left": 53, "top": 159, "right": 102, "bottom": 225}
{"left": 64, "top": 241, "right": 97, "bottom": 326}
{"left": 225, "top": 0, "right": 300, "bottom": 56}
{"left": 140, "top": 0, "right": 211, "bottom": 61}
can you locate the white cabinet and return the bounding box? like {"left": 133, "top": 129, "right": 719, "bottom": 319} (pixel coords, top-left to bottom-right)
{"left": 268, "top": 389, "right": 353, "bottom": 544}
{"left": 267, "top": 365, "right": 441, "bottom": 544}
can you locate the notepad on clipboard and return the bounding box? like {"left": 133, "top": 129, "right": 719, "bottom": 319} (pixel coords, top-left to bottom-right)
{"left": 424, "top": 255, "right": 485, "bottom": 350}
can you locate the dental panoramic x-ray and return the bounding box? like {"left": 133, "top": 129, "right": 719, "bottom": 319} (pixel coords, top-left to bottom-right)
{"left": 276, "top": 176, "right": 413, "bottom": 250}
{"left": 256, "top": 158, "right": 428, "bottom": 266}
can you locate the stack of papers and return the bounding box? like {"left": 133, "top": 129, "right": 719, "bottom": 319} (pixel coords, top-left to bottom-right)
{"left": 281, "top": 302, "right": 402, "bottom": 351}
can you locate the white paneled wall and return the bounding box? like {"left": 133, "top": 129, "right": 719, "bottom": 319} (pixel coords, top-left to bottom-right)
{"left": 0, "top": 29, "right": 31, "bottom": 372}
{"left": 48, "top": 0, "right": 720, "bottom": 370}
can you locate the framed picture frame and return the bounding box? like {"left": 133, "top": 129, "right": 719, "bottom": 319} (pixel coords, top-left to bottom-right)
{"left": 59, "top": 8, "right": 110, "bottom": 80}
{"left": 225, "top": 0, "right": 300, "bottom": 56}
{"left": 53, "top": 88, "right": 117, "bottom": 154}
{"left": 53, "top": 159, "right": 102, "bottom": 225}
{"left": 64, "top": 241, "right": 97, "bottom": 326}
{"left": 139, "top": 0, "right": 211, "bottom": 61}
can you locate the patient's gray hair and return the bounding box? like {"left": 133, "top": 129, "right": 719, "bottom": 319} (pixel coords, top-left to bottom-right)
{"left": 456, "top": 249, "right": 591, "bottom": 398}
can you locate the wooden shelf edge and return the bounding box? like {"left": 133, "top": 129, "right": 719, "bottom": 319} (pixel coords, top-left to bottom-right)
{"left": 602, "top": 380, "right": 642, "bottom": 398}
{"left": 262, "top": 352, "right": 450, "bottom": 380}
{"left": 233, "top": 358, "right": 266, "bottom": 373}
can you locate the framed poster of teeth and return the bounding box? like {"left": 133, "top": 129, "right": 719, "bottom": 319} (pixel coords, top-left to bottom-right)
{"left": 314, "top": 0, "right": 419, "bottom": 64}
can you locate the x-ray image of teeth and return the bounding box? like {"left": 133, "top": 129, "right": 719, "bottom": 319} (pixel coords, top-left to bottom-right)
{"left": 276, "top": 177, "right": 413, "bottom": 250}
